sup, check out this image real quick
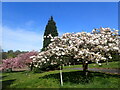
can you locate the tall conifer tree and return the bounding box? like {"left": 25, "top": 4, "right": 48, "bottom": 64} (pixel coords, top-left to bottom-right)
{"left": 42, "top": 16, "right": 58, "bottom": 51}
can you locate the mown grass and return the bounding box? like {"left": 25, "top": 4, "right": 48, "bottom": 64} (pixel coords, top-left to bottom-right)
{"left": 64, "top": 61, "right": 119, "bottom": 69}
{"left": 1, "top": 68, "right": 120, "bottom": 88}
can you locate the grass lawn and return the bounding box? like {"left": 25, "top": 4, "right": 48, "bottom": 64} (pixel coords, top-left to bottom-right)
{"left": 1, "top": 68, "right": 120, "bottom": 88}
{"left": 64, "top": 61, "right": 120, "bottom": 69}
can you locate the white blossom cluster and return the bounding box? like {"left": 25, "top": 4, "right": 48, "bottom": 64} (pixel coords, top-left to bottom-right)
{"left": 30, "top": 27, "right": 120, "bottom": 68}
{"left": 44, "top": 34, "right": 53, "bottom": 39}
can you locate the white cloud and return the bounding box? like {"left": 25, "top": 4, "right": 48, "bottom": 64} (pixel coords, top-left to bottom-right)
{"left": 2, "top": 26, "right": 43, "bottom": 51}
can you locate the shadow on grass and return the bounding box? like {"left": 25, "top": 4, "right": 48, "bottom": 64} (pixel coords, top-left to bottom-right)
{"left": 2, "top": 79, "right": 16, "bottom": 89}
{"left": 11, "top": 70, "right": 26, "bottom": 73}
{"left": 39, "top": 71, "right": 120, "bottom": 84}
{"left": 2, "top": 70, "right": 26, "bottom": 74}
{"left": 0, "top": 76, "right": 7, "bottom": 80}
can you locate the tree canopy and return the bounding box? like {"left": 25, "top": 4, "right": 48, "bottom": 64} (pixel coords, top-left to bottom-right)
{"left": 31, "top": 27, "right": 120, "bottom": 71}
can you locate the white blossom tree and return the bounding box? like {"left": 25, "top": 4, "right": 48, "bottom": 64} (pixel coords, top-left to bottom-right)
{"left": 31, "top": 27, "right": 120, "bottom": 73}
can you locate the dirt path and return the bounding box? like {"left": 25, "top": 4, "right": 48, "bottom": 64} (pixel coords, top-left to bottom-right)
{"left": 64, "top": 68, "right": 120, "bottom": 75}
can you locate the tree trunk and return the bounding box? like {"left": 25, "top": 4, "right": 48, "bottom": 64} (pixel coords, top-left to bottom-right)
{"left": 9, "top": 68, "right": 12, "bottom": 72}
{"left": 30, "top": 62, "right": 34, "bottom": 71}
{"left": 83, "top": 61, "right": 88, "bottom": 75}
{"left": 106, "top": 60, "right": 109, "bottom": 65}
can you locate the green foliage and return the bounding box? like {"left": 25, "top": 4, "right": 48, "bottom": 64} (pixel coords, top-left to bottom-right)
{"left": 42, "top": 16, "right": 58, "bottom": 51}
{"left": 2, "top": 52, "right": 7, "bottom": 59}
{"left": 32, "top": 67, "right": 44, "bottom": 73}
{"left": 110, "top": 53, "right": 120, "bottom": 61}
{"left": 2, "top": 49, "right": 28, "bottom": 59}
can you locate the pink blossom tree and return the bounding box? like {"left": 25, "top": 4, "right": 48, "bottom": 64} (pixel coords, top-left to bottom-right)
{"left": 0, "top": 51, "right": 38, "bottom": 71}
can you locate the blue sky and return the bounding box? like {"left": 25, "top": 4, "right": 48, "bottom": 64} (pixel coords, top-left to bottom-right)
{"left": 2, "top": 2, "right": 118, "bottom": 51}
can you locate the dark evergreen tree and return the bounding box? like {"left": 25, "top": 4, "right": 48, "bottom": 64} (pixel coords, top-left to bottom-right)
{"left": 42, "top": 16, "right": 58, "bottom": 51}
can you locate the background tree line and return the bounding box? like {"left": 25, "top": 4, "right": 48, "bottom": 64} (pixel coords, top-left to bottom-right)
{"left": 2, "top": 49, "right": 28, "bottom": 59}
